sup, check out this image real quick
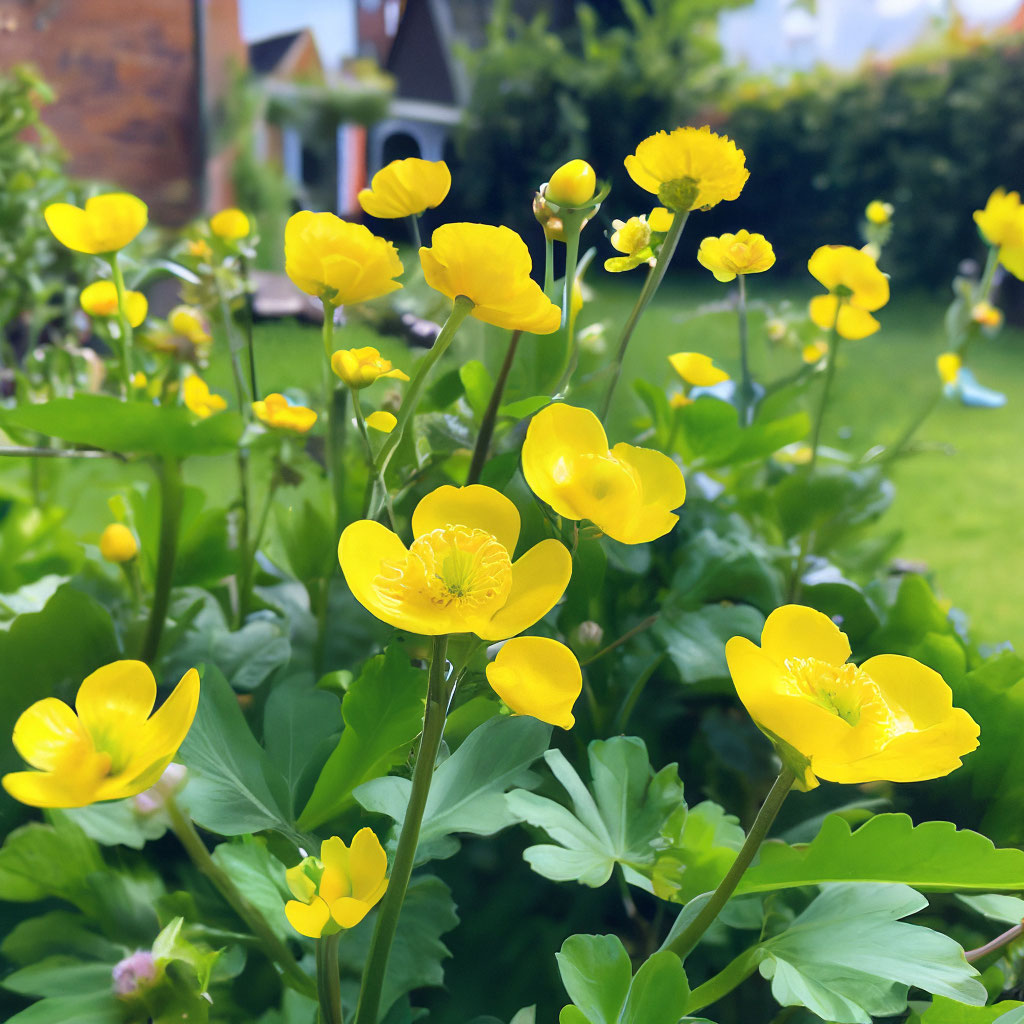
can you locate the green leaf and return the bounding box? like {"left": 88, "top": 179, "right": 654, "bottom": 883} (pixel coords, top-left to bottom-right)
{"left": 178, "top": 665, "right": 294, "bottom": 837}
{"left": 263, "top": 675, "right": 340, "bottom": 803}
{"left": 556, "top": 934, "right": 632, "bottom": 1024}
{"left": 2, "top": 958, "right": 117, "bottom": 998}
{"left": 337, "top": 875, "right": 458, "bottom": 1020}
{"left": 654, "top": 601, "right": 765, "bottom": 684}
{"left": 507, "top": 736, "right": 686, "bottom": 889}
{"left": 498, "top": 395, "right": 550, "bottom": 420}
{"left": 2, "top": 911, "right": 123, "bottom": 966}
{"left": 923, "top": 996, "right": 1024, "bottom": 1024}
{"left": 675, "top": 398, "right": 807, "bottom": 469}
{"left": 357, "top": 715, "right": 550, "bottom": 857}
{"left": 0, "top": 818, "right": 104, "bottom": 911}
{"left": 0, "top": 394, "right": 243, "bottom": 456}
{"left": 758, "top": 884, "right": 986, "bottom": 1024}
{"left": 957, "top": 894, "right": 1024, "bottom": 924}
{"left": 211, "top": 839, "right": 293, "bottom": 942}
{"left": 619, "top": 951, "right": 690, "bottom": 1024}
{"left": 736, "top": 813, "right": 1024, "bottom": 894}
{"left": 650, "top": 801, "right": 745, "bottom": 904}
{"left": 4, "top": 992, "right": 123, "bottom": 1024}
{"left": 63, "top": 798, "right": 169, "bottom": 849}
{"left": 460, "top": 360, "right": 494, "bottom": 420}
{"left": 298, "top": 646, "right": 426, "bottom": 830}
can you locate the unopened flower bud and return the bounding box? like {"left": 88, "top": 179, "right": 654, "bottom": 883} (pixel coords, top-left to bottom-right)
{"left": 112, "top": 951, "right": 157, "bottom": 998}
{"left": 133, "top": 763, "right": 187, "bottom": 815}
{"left": 545, "top": 159, "right": 597, "bottom": 208}
{"left": 99, "top": 523, "right": 138, "bottom": 563}
{"left": 576, "top": 621, "right": 604, "bottom": 648}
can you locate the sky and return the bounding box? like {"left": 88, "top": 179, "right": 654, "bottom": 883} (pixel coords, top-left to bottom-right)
{"left": 238, "top": 0, "right": 356, "bottom": 70}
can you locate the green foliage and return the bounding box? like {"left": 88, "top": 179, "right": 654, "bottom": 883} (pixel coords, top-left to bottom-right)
{"left": 736, "top": 813, "right": 1024, "bottom": 894}
{"left": 507, "top": 736, "right": 689, "bottom": 888}
{"left": 756, "top": 884, "right": 986, "bottom": 1023}
{"left": 556, "top": 933, "right": 690, "bottom": 1024}
{"left": 0, "top": 395, "right": 243, "bottom": 458}
{"left": 299, "top": 646, "right": 426, "bottom": 830}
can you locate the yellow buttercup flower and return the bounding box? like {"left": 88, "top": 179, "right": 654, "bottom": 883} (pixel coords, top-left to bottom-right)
{"left": 182, "top": 375, "right": 227, "bottom": 418}
{"left": 605, "top": 216, "right": 654, "bottom": 273}
{"left": 331, "top": 346, "right": 409, "bottom": 389}
{"left": 210, "top": 208, "right": 250, "bottom": 241}
{"left": 937, "top": 352, "right": 962, "bottom": 385}
{"left": 366, "top": 410, "right": 397, "bottom": 433}
{"left": 285, "top": 829, "right": 388, "bottom": 938}
{"left": 358, "top": 158, "right": 451, "bottom": 219}
{"left": 187, "top": 239, "right": 213, "bottom": 261}
{"left": 99, "top": 523, "right": 138, "bottom": 563}
{"left": 669, "top": 392, "right": 692, "bottom": 409}
{"left": 545, "top": 159, "right": 597, "bottom": 208}
{"left": 339, "top": 484, "right": 571, "bottom": 640}
{"left": 420, "top": 223, "right": 561, "bottom": 334}
{"left": 807, "top": 245, "right": 890, "bottom": 340}
{"left": 973, "top": 188, "right": 1024, "bottom": 248}
{"left": 668, "top": 352, "right": 729, "bottom": 387}
{"left": 252, "top": 393, "right": 317, "bottom": 433}
{"left": 169, "top": 306, "right": 212, "bottom": 346}
{"left": 285, "top": 212, "right": 403, "bottom": 307}
{"left": 802, "top": 340, "right": 829, "bottom": 364}
{"left": 522, "top": 404, "right": 686, "bottom": 545}
{"left": 971, "top": 301, "right": 1003, "bottom": 329}
{"left": 725, "top": 605, "right": 980, "bottom": 789}
{"left": 865, "top": 200, "right": 894, "bottom": 225}
{"left": 44, "top": 192, "right": 148, "bottom": 255}
{"left": 486, "top": 637, "right": 582, "bottom": 730}
{"left": 80, "top": 281, "right": 148, "bottom": 328}
{"left": 625, "top": 126, "right": 749, "bottom": 212}
{"left": 2, "top": 661, "right": 199, "bottom": 808}
{"left": 697, "top": 230, "right": 775, "bottom": 283}
{"left": 649, "top": 207, "right": 675, "bottom": 233}
{"left": 131, "top": 371, "right": 148, "bottom": 390}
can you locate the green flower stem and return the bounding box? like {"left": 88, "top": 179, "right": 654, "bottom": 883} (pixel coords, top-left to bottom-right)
{"left": 736, "top": 274, "right": 755, "bottom": 426}
{"left": 965, "top": 922, "right": 1024, "bottom": 963}
{"left": 408, "top": 214, "right": 422, "bottom": 251}
{"left": 239, "top": 255, "right": 259, "bottom": 400}
{"left": 807, "top": 317, "right": 842, "bottom": 470}
{"left": 560, "top": 211, "right": 586, "bottom": 332}
{"left": 666, "top": 767, "right": 796, "bottom": 961}
{"left": 234, "top": 447, "right": 254, "bottom": 627}
{"left": 140, "top": 457, "right": 184, "bottom": 664}
{"left": 466, "top": 329, "right": 521, "bottom": 486}
{"left": 108, "top": 254, "right": 134, "bottom": 396}
{"left": 354, "top": 634, "right": 452, "bottom": 1024}
{"left": 580, "top": 613, "right": 659, "bottom": 667}
{"left": 686, "top": 946, "right": 762, "bottom": 1014}
{"left": 350, "top": 387, "right": 397, "bottom": 530}
{"left": 599, "top": 210, "right": 689, "bottom": 422}
{"left": 321, "top": 305, "right": 346, "bottom": 530}
{"left": 317, "top": 932, "right": 344, "bottom": 1024}
{"left": 544, "top": 235, "right": 555, "bottom": 294}
{"left": 369, "top": 296, "right": 474, "bottom": 519}
{"left": 165, "top": 796, "right": 315, "bottom": 998}
{"left": 214, "top": 278, "right": 251, "bottom": 414}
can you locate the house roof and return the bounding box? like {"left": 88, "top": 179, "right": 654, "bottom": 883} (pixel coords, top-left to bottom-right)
{"left": 249, "top": 31, "right": 304, "bottom": 74}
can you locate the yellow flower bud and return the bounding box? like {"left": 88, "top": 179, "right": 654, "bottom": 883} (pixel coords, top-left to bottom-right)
{"left": 331, "top": 347, "right": 409, "bottom": 389}
{"left": 865, "top": 200, "right": 893, "bottom": 225}
{"left": 210, "top": 208, "right": 250, "bottom": 241}
{"left": 697, "top": 230, "right": 775, "bottom": 283}
{"left": 99, "top": 523, "right": 138, "bottom": 563}
{"left": 937, "top": 352, "right": 962, "bottom": 385}
{"left": 545, "top": 159, "right": 597, "bottom": 208}
{"left": 252, "top": 393, "right": 317, "bottom": 433}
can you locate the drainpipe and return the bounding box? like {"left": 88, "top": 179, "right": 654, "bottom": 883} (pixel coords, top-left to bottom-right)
{"left": 192, "top": 0, "right": 210, "bottom": 212}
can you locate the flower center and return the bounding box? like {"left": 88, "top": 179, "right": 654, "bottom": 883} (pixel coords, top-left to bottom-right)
{"left": 374, "top": 526, "right": 513, "bottom": 613}
{"left": 782, "top": 657, "right": 881, "bottom": 726}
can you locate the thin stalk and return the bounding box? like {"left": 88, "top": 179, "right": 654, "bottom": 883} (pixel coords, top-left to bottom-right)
{"left": 317, "top": 932, "right": 344, "bottom": 1024}
{"left": 140, "top": 457, "right": 184, "bottom": 664}
{"left": 215, "top": 278, "right": 250, "bottom": 413}
{"left": 239, "top": 255, "right": 258, "bottom": 400}
{"left": 408, "top": 214, "right": 422, "bottom": 250}
{"left": 686, "top": 947, "right": 762, "bottom": 1014}
{"left": 581, "top": 614, "right": 659, "bottom": 667}
{"left": 321, "top": 305, "right": 345, "bottom": 529}
{"left": 350, "top": 387, "right": 396, "bottom": 530}
{"left": 560, "top": 212, "right": 584, "bottom": 332}
{"left": 234, "top": 448, "right": 253, "bottom": 627}
{"left": 736, "top": 275, "right": 754, "bottom": 426}
{"left": 553, "top": 246, "right": 596, "bottom": 396}
{"left": 369, "top": 296, "right": 474, "bottom": 518}
{"left": 0, "top": 445, "right": 118, "bottom": 459}
{"left": 354, "top": 635, "right": 451, "bottom": 1024}
{"left": 108, "top": 254, "right": 134, "bottom": 396}
{"left": 466, "top": 330, "right": 521, "bottom": 485}
{"left": 613, "top": 653, "right": 664, "bottom": 735}
{"left": 599, "top": 210, "right": 689, "bottom": 421}
{"left": 808, "top": 317, "right": 842, "bottom": 470}
{"left": 666, "top": 768, "right": 796, "bottom": 960}
{"left": 544, "top": 235, "right": 555, "bottom": 294}
{"left": 165, "top": 796, "right": 315, "bottom": 998}
{"left": 965, "top": 922, "right": 1024, "bottom": 963}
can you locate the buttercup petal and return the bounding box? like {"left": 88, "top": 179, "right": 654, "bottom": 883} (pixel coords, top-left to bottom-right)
{"left": 44, "top": 203, "right": 92, "bottom": 252}
{"left": 485, "top": 636, "right": 581, "bottom": 729}
{"left": 480, "top": 539, "right": 572, "bottom": 640}
{"left": 2, "top": 755, "right": 110, "bottom": 809}
{"left": 348, "top": 827, "right": 388, "bottom": 901}
{"left": 285, "top": 897, "right": 331, "bottom": 938}
{"left": 760, "top": 605, "right": 852, "bottom": 668}
{"left": 319, "top": 836, "right": 353, "bottom": 903}
{"left": 858, "top": 655, "right": 954, "bottom": 729}
{"left": 11, "top": 697, "right": 94, "bottom": 771}
{"left": 411, "top": 484, "right": 521, "bottom": 555}
{"left": 130, "top": 668, "right": 200, "bottom": 772}
{"left": 330, "top": 896, "right": 374, "bottom": 929}
{"left": 608, "top": 443, "right": 685, "bottom": 543}
{"left": 76, "top": 660, "right": 157, "bottom": 738}
{"left": 668, "top": 352, "right": 729, "bottom": 387}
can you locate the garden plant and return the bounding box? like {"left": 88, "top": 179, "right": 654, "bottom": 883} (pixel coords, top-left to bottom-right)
{"left": 2, "top": 71, "right": 1024, "bottom": 1024}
